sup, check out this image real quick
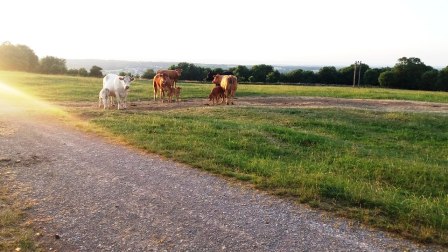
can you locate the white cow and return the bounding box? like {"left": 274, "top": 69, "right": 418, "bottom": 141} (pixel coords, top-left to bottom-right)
{"left": 102, "top": 74, "right": 134, "bottom": 110}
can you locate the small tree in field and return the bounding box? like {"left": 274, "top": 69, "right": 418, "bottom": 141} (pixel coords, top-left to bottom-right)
{"left": 78, "top": 68, "right": 89, "bottom": 77}
{"left": 142, "top": 69, "right": 156, "bottom": 79}
{"left": 89, "top": 65, "right": 103, "bottom": 77}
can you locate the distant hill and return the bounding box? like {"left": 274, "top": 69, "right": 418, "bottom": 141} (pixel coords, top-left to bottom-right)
{"left": 66, "top": 59, "right": 322, "bottom": 75}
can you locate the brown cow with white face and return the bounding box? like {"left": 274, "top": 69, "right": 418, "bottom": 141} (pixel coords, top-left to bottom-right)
{"left": 156, "top": 69, "right": 182, "bottom": 88}
{"left": 153, "top": 73, "right": 174, "bottom": 103}
{"left": 212, "top": 74, "right": 238, "bottom": 105}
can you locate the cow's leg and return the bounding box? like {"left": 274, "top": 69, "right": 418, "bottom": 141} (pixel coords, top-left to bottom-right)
{"left": 116, "top": 96, "right": 122, "bottom": 110}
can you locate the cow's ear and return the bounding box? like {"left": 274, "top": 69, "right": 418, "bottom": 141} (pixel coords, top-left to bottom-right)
{"left": 119, "top": 77, "right": 124, "bottom": 80}
{"left": 131, "top": 77, "right": 135, "bottom": 81}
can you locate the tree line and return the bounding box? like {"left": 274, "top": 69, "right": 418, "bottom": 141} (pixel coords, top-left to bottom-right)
{"left": 0, "top": 42, "right": 103, "bottom": 77}
{"left": 1, "top": 42, "right": 447, "bottom": 91}
{"left": 157, "top": 60, "right": 447, "bottom": 91}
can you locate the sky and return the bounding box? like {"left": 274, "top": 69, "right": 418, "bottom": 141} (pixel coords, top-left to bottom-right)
{"left": 1, "top": 0, "right": 447, "bottom": 67}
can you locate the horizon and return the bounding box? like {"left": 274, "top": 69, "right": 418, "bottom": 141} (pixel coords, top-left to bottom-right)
{"left": 2, "top": 0, "right": 447, "bottom": 68}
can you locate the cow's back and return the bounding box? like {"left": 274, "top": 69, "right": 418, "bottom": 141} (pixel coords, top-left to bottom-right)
{"left": 103, "top": 74, "right": 119, "bottom": 91}
{"left": 220, "top": 75, "right": 238, "bottom": 91}
{"left": 157, "top": 70, "right": 180, "bottom": 81}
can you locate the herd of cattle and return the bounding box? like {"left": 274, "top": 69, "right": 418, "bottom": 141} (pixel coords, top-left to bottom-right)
{"left": 98, "top": 69, "right": 238, "bottom": 110}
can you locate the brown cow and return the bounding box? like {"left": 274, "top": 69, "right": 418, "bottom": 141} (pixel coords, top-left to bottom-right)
{"left": 208, "top": 86, "right": 224, "bottom": 105}
{"left": 156, "top": 69, "right": 182, "bottom": 88}
{"left": 153, "top": 73, "right": 174, "bottom": 103}
{"left": 212, "top": 74, "right": 238, "bottom": 105}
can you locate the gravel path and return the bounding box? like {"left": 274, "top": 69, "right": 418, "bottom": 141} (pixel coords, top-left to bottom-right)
{"left": 0, "top": 98, "right": 444, "bottom": 251}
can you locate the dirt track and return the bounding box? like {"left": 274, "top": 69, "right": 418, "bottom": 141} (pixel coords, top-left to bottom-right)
{"left": 59, "top": 96, "right": 448, "bottom": 114}
{"left": 1, "top": 96, "right": 446, "bottom": 251}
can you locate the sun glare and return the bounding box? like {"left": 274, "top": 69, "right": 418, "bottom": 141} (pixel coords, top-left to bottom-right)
{"left": 0, "top": 81, "right": 63, "bottom": 116}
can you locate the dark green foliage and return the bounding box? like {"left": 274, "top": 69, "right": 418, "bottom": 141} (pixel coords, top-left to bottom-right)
{"left": 436, "top": 66, "right": 448, "bottom": 91}
{"left": 363, "top": 68, "right": 387, "bottom": 86}
{"left": 379, "top": 71, "right": 397, "bottom": 87}
{"left": 318, "top": 66, "right": 339, "bottom": 84}
{"left": 251, "top": 64, "right": 274, "bottom": 82}
{"left": 421, "top": 70, "right": 439, "bottom": 90}
{"left": 393, "top": 57, "right": 432, "bottom": 89}
{"left": 231, "top": 65, "right": 251, "bottom": 82}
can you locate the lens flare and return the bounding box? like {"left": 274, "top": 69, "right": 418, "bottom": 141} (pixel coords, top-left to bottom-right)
{"left": 0, "top": 81, "right": 66, "bottom": 117}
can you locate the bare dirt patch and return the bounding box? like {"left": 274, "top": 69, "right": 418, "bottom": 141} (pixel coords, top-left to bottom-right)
{"left": 57, "top": 96, "right": 448, "bottom": 113}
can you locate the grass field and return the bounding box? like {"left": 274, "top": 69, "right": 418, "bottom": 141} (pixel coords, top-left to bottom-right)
{"left": 1, "top": 71, "right": 448, "bottom": 103}
{"left": 1, "top": 71, "right": 448, "bottom": 245}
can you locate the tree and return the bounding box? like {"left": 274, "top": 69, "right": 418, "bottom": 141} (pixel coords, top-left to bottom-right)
{"left": 78, "top": 68, "right": 89, "bottom": 77}
{"left": 420, "top": 70, "right": 439, "bottom": 90}
{"left": 318, "top": 66, "right": 338, "bottom": 84}
{"left": 363, "top": 68, "right": 389, "bottom": 86}
{"left": 0, "top": 42, "right": 39, "bottom": 72}
{"left": 266, "top": 70, "right": 281, "bottom": 83}
{"left": 284, "top": 69, "right": 303, "bottom": 83}
{"left": 232, "top": 65, "right": 251, "bottom": 82}
{"left": 170, "top": 62, "right": 205, "bottom": 81}
{"left": 89, "top": 65, "right": 103, "bottom": 77}
{"left": 142, "top": 69, "right": 156, "bottom": 79}
{"left": 393, "top": 57, "right": 431, "bottom": 89}
{"left": 39, "top": 56, "right": 67, "bottom": 74}
{"left": 251, "top": 64, "right": 274, "bottom": 82}
{"left": 436, "top": 66, "right": 448, "bottom": 91}
{"left": 378, "top": 71, "right": 396, "bottom": 87}
{"left": 119, "top": 71, "right": 132, "bottom": 76}
{"left": 301, "top": 71, "right": 318, "bottom": 83}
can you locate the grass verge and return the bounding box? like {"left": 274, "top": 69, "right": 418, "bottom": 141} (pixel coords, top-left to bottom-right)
{"left": 0, "top": 168, "right": 37, "bottom": 251}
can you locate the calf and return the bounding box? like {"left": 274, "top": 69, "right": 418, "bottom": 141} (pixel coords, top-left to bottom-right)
{"left": 209, "top": 86, "right": 224, "bottom": 105}
{"left": 98, "top": 88, "right": 110, "bottom": 109}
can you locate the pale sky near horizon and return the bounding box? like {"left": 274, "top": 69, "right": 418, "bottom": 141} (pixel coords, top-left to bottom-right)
{"left": 1, "top": 0, "right": 447, "bottom": 67}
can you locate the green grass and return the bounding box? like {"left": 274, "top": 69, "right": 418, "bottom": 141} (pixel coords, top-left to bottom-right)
{"left": 1, "top": 70, "right": 448, "bottom": 245}
{"left": 1, "top": 70, "right": 448, "bottom": 103}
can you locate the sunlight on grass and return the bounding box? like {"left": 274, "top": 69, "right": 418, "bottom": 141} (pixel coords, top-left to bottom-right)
{"left": 0, "top": 80, "right": 97, "bottom": 133}
{"left": 0, "top": 80, "right": 62, "bottom": 115}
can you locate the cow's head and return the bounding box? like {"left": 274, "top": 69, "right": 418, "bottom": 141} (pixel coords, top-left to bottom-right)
{"left": 212, "top": 74, "right": 221, "bottom": 85}
{"left": 119, "top": 75, "right": 134, "bottom": 90}
{"left": 175, "top": 68, "right": 183, "bottom": 75}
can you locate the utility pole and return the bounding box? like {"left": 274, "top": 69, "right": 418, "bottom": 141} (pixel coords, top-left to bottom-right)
{"left": 357, "top": 61, "right": 362, "bottom": 87}
{"left": 352, "top": 61, "right": 358, "bottom": 87}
